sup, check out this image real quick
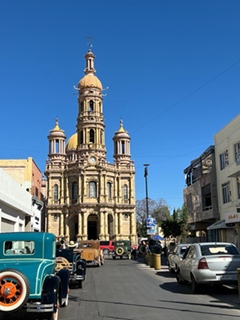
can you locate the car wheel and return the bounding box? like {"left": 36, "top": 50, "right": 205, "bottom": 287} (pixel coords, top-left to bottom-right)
{"left": 168, "top": 262, "right": 175, "bottom": 273}
{"left": 191, "top": 274, "right": 200, "bottom": 293}
{"left": 116, "top": 247, "right": 124, "bottom": 256}
{"left": 0, "top": 268, "right": 30, "bottom": 313}
{"left": 103, "top": 249, "right": 109, "bottom": 255}
{"left": 112, "top": 256, "right": 116, "bottom": 260}
{"left": 120, "top": 256, "right": 123, "bottom": 259}
{"left": 176, "top": 269, "right": 186, "bottom": 285}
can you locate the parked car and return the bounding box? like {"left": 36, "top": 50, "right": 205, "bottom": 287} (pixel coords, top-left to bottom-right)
{"left": 112, "top": 240, "right": 132, "bottom": 259}
{"left": 167, "top": 244, "right": 189, "bottom": 272}
{"left": 176, "top": 242, "right": 240, "bottom": 293}
{"left": 56, "top": 247, "right": 86, "bottom": 288}
{"left": 0, "top": 232, "right": 70, "bottom": 319}
{"left": 99, "top": 240, "right": 115, "bottom": 255}
{"left": 79, "top": 240, "right": 104, "bottom": 267}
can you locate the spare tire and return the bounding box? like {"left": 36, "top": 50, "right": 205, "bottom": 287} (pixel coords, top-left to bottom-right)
{"left": 116, "top": 247, "right": 124, "bottom": 255}
{"left": 0, "top": 269, "right": 30, "bottom": 313}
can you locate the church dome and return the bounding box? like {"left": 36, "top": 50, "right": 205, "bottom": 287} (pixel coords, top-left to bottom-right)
{"left": 78, "top": 74, "right": 102, "bottom": 90}
{"left": 66, "top": 133, "right": 77, "bottom": 151}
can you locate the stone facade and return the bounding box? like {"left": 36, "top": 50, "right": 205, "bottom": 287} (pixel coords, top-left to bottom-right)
{"left": 45, "top": 48, "right": 137, "bottom": 246}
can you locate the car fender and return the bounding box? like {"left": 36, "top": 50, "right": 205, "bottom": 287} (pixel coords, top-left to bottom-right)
{"left": 56, "top": 269, "right": 70, "bottom": 300}
{"left": 42, "top": 275, "right": 61, "bottom": 306}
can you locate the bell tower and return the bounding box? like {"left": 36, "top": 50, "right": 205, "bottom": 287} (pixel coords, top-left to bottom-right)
{"left": 76, "top": 49, "right": 106, "bottom": 161}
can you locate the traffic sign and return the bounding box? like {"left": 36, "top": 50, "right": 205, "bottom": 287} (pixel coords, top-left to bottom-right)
{"left": 145, "top": 217, "right": 156, "bottom": 228}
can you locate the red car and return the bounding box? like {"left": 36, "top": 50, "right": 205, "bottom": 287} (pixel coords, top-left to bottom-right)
{"left": 100, "top": 240, "right": 115, "bottom": 255}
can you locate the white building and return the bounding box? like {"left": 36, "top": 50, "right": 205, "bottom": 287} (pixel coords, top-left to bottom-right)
{"left": 0, "top": 168, "right": 42, "bottom": 232}
{"left": 213, "top": 114, "right": 240, "bottom": 247}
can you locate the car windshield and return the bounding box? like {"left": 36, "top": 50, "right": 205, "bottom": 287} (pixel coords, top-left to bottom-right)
{"left": 201, "top": 244, "right": 239, "bottom": 256}
{"left": 100, "top": 241, "right": 109, "bottom": 245}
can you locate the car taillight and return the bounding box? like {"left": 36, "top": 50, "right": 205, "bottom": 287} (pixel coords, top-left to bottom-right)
{"left": 198, "top": 258, "right": 209, "bottom": 269}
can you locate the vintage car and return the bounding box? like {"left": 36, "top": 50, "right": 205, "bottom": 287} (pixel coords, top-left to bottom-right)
{"left": 56, "top": 247, "right": 86, "bottom": 288}
{"left": 112, "top": 240, "right": 132, "bottom": 259}
{"left": 0, "top": 232, "right": 70, "bottom": 320}
{"left": 99, "top": 240, "right": 115, "bottom": 255}
{"left": 79, "top": 240, "right": 104, "bottom": 267}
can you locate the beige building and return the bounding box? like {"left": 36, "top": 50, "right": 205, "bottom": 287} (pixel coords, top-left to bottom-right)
{"left": 0, "top": 157, "right": 43, "bottom": 201}
{"left": 45, "top": 48, "right": 137, "bottom": 245}
{"left": 213, "top": 114, "right": 240, "bottom": 246}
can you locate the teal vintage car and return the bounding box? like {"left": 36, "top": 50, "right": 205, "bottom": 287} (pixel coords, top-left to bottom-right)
{"left": 0, "top": 232, "right": 70, "bottom": 319}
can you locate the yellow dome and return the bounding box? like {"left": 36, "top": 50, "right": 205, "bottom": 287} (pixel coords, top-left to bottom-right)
{"left": 66, "top": 133, "right": 77, "bottom": 151}
{"left": 78, "top": 74, "right": 102, "bottom": 90}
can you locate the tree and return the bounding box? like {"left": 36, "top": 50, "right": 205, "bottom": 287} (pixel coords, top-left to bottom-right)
{"left": 160, "top": 205, "right": 189, "bottom": 240}
{"left": 136, "top": 198, "right": 171, "bottom": 237}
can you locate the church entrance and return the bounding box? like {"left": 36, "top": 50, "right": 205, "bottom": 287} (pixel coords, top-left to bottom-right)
{"left": 87, "top": 214, "right": 98, "bottom": 240}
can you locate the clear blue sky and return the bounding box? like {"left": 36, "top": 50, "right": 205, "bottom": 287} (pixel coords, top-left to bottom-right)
{"left": 1, "top": 1, "right": 240, "bottom": 212}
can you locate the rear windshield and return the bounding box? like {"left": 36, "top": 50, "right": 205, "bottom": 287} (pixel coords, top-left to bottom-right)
{"left": 100, "top": 241, "right": 110, "bottom": 246}
{"left": 180, "top": 246, "right": 188, "bottom": 255}
{"left": 4, "top": 240, "right": 35, "bottom": 255}
{"left": 201, "top": 244, "right": 239, "bottom": 256}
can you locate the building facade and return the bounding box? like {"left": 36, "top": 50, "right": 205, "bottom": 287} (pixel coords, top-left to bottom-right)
{"left": 183, "top": 146, "right": 219, "bottom": 241}
{"left": 0, "top": 168, "right": 43, "bottom": 232}
{"left": 0, "top": 157, "right": 43, "bottom": 201}
{"left": 213, "top": 114, "right": 240, "bottom": 247}
{"left": 45, "top": 48, "right": 137, "bottom": 245}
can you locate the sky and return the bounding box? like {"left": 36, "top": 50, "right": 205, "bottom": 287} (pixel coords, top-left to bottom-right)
{"left": 1, "top": 1, "right": 240, "bottom": 212}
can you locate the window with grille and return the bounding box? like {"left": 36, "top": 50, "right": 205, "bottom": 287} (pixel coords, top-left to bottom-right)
{"left": 222, "top": 181, "right": 231, "bottom": 204}
{"left": 107, "top": 182, "right": 112, "bottom": 199}
{"left": 123, "top": 184, "right": 128, "bottom": 200}
{"left": 89, "top": 181, "right": 97, "bottom": 198}
{"left": 89, "top": 129, "right": 95, "bottom": 143}
{"left": 72, "top": 182, "right": 78, "bottom": 200}
{"left": 54, "top": 184, "right": 58, "bottom": 200}
{"left": 220, "top": 150, "right": 229, "bottom": 170}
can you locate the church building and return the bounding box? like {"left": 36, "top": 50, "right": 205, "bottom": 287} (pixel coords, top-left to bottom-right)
{"left": 44, "top": 48, "right": 137, "bottom": 245}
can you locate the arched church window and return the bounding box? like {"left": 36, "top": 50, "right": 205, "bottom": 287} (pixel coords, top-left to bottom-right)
{"left": 89, "top": 129, "right": 95, "bottom": 143}
{"left": 121, "top": 141, "right": 125, "bottom": 154}
{"left": 53, "top": 184, "right": 58, "bottom": 200}
{"left": 80, "top": 101, "right": 84, "bottom": 112}
{"left": 89, "top": 181, "right": 97, "bottom": 198}
{"left": 123, "top": 184, "right": 128, "bottom": 200}
{"left": 107, "top": 182, "right": 112, "bottom": 199}
{"left": 72, "top": 181, "right": 78, "bottom": 200}
{"left": 89, "top": 100, "right": 94, "bottom": 112}
{"left": 80, "top": 130, "right": 83, "bottom": 144}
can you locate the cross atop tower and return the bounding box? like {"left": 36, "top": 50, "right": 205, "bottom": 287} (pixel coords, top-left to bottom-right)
{"left": 85, "top": 34, "right": 94, "bottom": 50}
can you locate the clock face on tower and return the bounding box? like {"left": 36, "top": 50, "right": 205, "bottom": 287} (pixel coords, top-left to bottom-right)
{"left": 89, "top": 156, "right": 96, "bottom": 163}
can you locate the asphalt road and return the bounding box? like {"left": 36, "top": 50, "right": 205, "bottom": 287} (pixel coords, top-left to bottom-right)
{"left": 2, "top": 255, "right": 240, "bottom": 320}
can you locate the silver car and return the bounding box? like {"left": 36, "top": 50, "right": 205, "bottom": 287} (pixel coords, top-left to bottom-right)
{"left": 176, "top": 242, "right": 240, "bottom": 293}
{"left": 167, "top": 244, "right": 189, "bottom": 272}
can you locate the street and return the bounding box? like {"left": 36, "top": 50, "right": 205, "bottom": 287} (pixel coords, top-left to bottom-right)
{"left": 59, "top": 255, "right": 240, "bottom": 320}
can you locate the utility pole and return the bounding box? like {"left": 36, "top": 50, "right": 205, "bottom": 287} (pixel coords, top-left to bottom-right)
{"left": 144, "top": 164, "right": 150, "bottom": 218}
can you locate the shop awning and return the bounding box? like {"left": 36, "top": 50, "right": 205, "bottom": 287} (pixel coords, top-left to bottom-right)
{"left": 207, "top": 219, "right": 234, "bottom": 231}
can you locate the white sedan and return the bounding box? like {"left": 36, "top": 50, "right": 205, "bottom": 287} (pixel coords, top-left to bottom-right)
{"left": 167, "top": 244, "right": 189, "bottom": 272}
{"left": 176, "top": 242, "right": 240, "bottom": 293}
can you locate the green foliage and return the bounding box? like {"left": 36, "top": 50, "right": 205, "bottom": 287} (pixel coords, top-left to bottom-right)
{"left": 160, "top": 205, "right": 189, "bottom": 239}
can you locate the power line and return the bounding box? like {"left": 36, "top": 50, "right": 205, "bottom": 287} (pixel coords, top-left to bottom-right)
{"left": 132, "top": 58, "right": 240, "bottom": 134}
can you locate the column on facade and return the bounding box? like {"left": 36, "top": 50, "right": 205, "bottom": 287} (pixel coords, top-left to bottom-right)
{"left": 82, "top": 212, "right": 87, "bottom": 239}
{"left": 60, "top": 175, "right": 64, "bottom": 204}
{"left": 114, "top": 211, "right": 118, "bottom": 237}
{"left": 99, "top": 211, "right": 104, "bottom": 238}
{"left": 78, "top": 174, "right": 81, "bottom": 203}
{"left": 60, "top": 213, "right": 64, "bottom": 236}
{"left": 65, "top": 176, "right": 69, "bottom": 204}
{"left": 78, "top": 212, "right": 82, "bottom": 236}
{"left": 118, "top": 212, "right": 122, "bottom": 236}
{"left": 65, "top": 213, "right": 70, "bottom": 242}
